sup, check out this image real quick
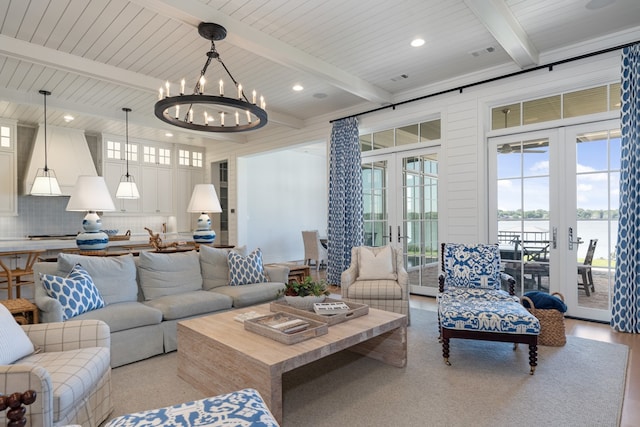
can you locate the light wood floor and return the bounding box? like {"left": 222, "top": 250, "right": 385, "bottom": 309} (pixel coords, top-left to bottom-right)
{"left": 315, "top": 267, "right": 638, "bottom": 427}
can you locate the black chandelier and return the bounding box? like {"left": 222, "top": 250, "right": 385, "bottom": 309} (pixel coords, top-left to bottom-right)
{"left": 154, "top": 22, "right": 267, "bottom": 133}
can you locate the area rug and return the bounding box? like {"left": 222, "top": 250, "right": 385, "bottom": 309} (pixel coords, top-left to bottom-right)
{"left": 109, "top": 309, "right": 628, "bottom": 427}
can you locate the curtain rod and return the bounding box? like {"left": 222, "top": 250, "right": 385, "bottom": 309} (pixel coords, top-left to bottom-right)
{"left": 330, "top": 40, "right": 640, "bottom": 124}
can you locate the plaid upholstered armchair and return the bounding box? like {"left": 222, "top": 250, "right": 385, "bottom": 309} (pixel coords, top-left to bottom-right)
{"left": 341, "top": 245, "right": 410, "bottom": 323}
{"left": 0, "top": 309, "right": 113, "bottom": 427}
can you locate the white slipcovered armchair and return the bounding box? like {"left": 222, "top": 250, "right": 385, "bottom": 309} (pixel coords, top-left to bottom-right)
{"left": 341, "top": 245, "right": 410, "bottom": 323}
{"left": 0, "top": 311, "right": 113, "bottom": 427}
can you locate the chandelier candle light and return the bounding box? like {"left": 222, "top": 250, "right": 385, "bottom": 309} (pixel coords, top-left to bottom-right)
{"left": 154, "top": 22, "right": 267, "bottom": 133}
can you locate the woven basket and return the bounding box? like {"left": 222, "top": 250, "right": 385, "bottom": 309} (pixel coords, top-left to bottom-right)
{"left": 522, "top": 292, "right": 566, "bottom": 347}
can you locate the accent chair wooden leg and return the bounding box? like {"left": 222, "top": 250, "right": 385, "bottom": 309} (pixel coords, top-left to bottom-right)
{"left": 528, "top": 344, "right": 538, "bottom": 375}
{"left": 442, "top": 337, "right": 451, "bottom": 366}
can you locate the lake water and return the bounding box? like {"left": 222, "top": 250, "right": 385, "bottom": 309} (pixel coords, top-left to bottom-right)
{"left": 498, "top": 220, "right": 615, "bottom": 262}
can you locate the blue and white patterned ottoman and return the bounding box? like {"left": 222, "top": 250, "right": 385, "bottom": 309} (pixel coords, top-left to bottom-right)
{"left": 439, "top": 298, "right": 541, "bottom": 374}
{"left": 104, "top": 388, "right": 279, "bottom": 427}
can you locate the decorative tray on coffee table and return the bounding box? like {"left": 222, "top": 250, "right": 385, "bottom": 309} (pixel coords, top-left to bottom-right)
{"left": 243, "top": 312, "right": 328, "bottom": 345}
{"left": 270, "top": 298, "right": 369, "bottom": 326}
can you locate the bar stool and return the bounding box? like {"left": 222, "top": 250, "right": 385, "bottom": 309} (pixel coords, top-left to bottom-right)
{"left": 0, "top": 250, "right": 45, "bottom": 300}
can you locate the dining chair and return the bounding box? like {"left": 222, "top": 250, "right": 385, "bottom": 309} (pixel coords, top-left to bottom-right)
{"left": 301, "top": 230, "right": 328, "bottom": 270}
{"left": 578, "top": 239, "right": 598, "bottom": 296}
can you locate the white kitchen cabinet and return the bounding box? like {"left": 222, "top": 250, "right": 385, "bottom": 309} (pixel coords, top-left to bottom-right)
{"left": 141, "top": 165, "right": 174, "bottom": 214}
{"left": 104, "top": 161, "right": 141, "bottom": 213}
{"left": 0, "top": 121, "right": 17, "bottom": 215}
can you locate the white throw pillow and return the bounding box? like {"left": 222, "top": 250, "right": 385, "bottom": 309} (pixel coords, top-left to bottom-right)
{"left": 0, "top": 304, "right": 35, "bottom": 365}
{"left": 357, "top": 245, "right": 397, "bottom": 280}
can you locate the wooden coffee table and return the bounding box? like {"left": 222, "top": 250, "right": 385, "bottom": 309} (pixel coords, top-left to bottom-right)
{"left": 177, "top": 303, "right": 407, "bottom": 423}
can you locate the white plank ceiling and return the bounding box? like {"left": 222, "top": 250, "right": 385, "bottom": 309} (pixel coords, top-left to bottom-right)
{"left": 0, "top": 0, "right": 639, "bottom": 145}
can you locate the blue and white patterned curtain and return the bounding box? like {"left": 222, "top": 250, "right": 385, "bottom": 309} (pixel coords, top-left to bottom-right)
{"left": 611, "top": 44, "right": 640, "bottom": 333}
{"left": 327, "top": 117, "right": 364, "bottom": 285}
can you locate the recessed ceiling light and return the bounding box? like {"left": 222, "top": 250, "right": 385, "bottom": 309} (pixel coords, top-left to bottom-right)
{"left": 165, "top": 132, "right": 173, "bottom": 137}
{"left": 63, "top": 115, "right": 74, "bottom": 122}
{"left": 411, "top": 38, "right": 425, "bottom": 48}
{"left": 313, "top": 93, "right": 327, "bottom": 99}
{"left": 293, "top": 84, "right": 304, "bottom": 91}
{"left": 585, "top": 0, "right": 615, "bottom": 10}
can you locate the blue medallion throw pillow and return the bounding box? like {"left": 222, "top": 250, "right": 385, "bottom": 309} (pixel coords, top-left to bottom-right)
{"left": 228, "top": 248, "right": 267, "bottom": 286}
{"left": 40, "top": 263, "right": 105, "bottom": 320}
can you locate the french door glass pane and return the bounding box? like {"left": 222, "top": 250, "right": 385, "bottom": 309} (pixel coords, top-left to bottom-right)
{"left": 575, "top": 130, "right": 619, "bottom": 311}
{"left": 496, "top": 138, "right": 550, "bottom": 295}
{"left": 403, "top": 155, "right": 438, "bottom": 289}
{"left": 362, "top": 160, "right": 388, "bottom": 246}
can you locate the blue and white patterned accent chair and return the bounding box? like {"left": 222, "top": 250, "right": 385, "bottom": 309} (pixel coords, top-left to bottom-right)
{"left": 438, "top": 243, "right": 540, "bottom": 374}
{"left": 104, "top": 388, "right": 279, "bottom": 427}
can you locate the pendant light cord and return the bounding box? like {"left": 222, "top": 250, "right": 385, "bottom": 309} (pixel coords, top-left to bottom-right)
{"left": 123, "top": 107, "right": 131, "bottom": 178}
{"left": 39, "top": 90, "right": 51, "bottom": 172}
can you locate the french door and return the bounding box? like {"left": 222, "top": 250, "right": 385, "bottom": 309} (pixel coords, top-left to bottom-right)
{"left": 489, "top": 119, "right": 619, "bottom": 321}
{"left": 361, "top": 147, "right": 440, "bottom": 297}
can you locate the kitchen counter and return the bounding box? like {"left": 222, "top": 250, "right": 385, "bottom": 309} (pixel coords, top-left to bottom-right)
{"left": 0, "top": 233, "right": 193, "bottom": 252}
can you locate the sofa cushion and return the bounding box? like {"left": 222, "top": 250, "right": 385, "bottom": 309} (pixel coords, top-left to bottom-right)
{"left": 17, "top": 346, "right": 110, "bottom": 424}
{"left": 357, "top": 245, "right": 397, "bottom": 280}
{"left": 0, "top": 304, "right": 35, "bottom": 365}
{"left": 228, "top": 248, "right": 267, "bottom": 286}
{"left": 73, "top": 301, "right": 163, "bottom": 333}
{"left": 211, "top": 282, "right": 285, "bottom": 308}
{"left": 40, "top": 263, "right": 105, "bottom": 321}
{"left": 199, "top": 245, "right": 247, "bottom": 290}
{"left": 138, "top": 251, "right": 202, "bottom": 301}
{"left": 144, "top": 290, "right": 233, "bottom": 320}
{"left": 57, "top": 253, "right": 138, "bottom": 305}
{"left": 346, "top": 279, "right": 402, "bottom": 300}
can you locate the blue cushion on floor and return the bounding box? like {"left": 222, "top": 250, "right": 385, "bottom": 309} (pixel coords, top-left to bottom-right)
{"left": 523, "top": 291, "right": 567, "bottom": 313}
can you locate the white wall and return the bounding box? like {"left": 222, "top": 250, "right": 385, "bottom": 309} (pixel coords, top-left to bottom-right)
{"left": 237, "top": 146, "right": 327, "bottom": 263}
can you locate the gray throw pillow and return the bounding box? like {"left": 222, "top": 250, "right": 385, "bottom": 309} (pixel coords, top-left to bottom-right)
{"left": 57, "top": 253, "right": 138, "bottom": 305}
{"left": 200, "top": 245, "right": 247, "bottom": 290}
{"left": 138, "top": 250, "right": 202, "bottom": 300}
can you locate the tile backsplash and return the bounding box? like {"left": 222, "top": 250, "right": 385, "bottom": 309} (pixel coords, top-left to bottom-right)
{"left": 0, "top": 195, "right": 167, "bottom": 239}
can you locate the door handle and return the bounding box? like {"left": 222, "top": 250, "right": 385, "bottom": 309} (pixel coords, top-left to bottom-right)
{"left": 568, "top": 227, "right": 583, "bottom": 250}
{"left": 397, "top": 226, "right": 408, "bottom": 243}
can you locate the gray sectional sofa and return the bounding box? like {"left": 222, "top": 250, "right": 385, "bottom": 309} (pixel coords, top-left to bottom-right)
{"left": 32, "top": 245, "right": 288, "bottom": 367}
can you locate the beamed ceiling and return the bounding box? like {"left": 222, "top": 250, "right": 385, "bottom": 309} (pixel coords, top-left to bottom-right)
{"left": 0, "top": 0, "right": 639, "bottom": 146}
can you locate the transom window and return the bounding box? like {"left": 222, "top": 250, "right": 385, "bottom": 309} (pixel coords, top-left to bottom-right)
{"left": 0, "top": 126, "right": 10, "bottom": 148}
{"left": 158, "top": 148, "right": 171, "bottom": 165}
{"left": 144, "top": 146, "right": 156, "bottom": 163}
{"left": 360, "top": 118, "right": 441, "bottom": 152}
{"left": 491, "top": 83, "right": 620, "bottom": 130}
{"left": 192, "top": 151, "right": 203, "bottom": 168}
{"left": 179, "top": 149, "right": 190, "bottom": 166}
{"left": 106, "top": 141, "right": 121, "bottom": 159}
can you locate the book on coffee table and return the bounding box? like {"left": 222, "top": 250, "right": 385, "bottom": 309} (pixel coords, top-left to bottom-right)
{"left": 313, "top": 302, "right": 351, "bottom": 315}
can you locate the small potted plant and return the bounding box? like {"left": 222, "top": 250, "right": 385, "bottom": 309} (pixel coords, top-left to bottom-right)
{"left": 278, "top": 276, "right": 330, "bottom": 310}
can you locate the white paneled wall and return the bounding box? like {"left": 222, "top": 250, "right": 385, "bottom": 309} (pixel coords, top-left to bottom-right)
{"left": 205, "top": 53, "right": 621, "bottom": 250}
